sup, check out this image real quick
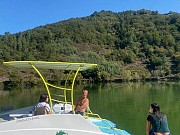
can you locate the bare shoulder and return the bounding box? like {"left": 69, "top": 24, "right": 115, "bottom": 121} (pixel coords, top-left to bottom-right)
{"left": 85, "top": 98, "right": 89, "bottom": 102}
{"left": 84, "top": 98, "right": 89, "bottom": 104}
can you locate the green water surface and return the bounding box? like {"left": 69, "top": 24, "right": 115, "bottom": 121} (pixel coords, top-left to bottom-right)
{"left": 0, "top": 81, "right": 179, "bottom": 135}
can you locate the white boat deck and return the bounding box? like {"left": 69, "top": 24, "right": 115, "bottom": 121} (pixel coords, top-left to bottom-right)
{"left": 0, "top": 104, "right": 131, "bottom": 135}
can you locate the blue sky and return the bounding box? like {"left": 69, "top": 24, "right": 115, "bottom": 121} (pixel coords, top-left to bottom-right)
{"left": 0, "top": 0, "right": 180, "bottom": 35}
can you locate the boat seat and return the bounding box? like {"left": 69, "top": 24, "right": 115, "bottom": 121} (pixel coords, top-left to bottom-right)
{"left": 9, "top": 114, "right": 33, "bottom": 117}
{"left": 9, "top": 113, "right": 33, "bottom": 120}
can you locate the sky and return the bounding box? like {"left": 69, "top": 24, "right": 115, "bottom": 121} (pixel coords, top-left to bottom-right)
{"left": 0, "top": 0, "right": 180, "bottom": 35}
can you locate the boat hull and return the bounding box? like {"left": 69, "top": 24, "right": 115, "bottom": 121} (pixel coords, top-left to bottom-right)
{"left": 0, "top": 114, "right": 106, "bottom": 135}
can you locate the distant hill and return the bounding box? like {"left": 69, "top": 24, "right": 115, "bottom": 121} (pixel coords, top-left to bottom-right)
{"left": 0, "top": 9, "right": 180, "bottom": 84}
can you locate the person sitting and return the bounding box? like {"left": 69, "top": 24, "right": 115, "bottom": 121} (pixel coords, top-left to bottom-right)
{"left": 74, "top": 89, "right": 89, "bottom": 116}
{"left": 146, "top": 103, "right": 171, "bottom": 135}
{"left": 34, "top": 94, "right": 51, "bottom": 115}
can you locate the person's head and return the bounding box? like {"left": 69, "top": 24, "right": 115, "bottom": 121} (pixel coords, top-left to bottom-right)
{"left": 149, "top": 103, "right": 160, "bottom": 114}
{"left": 39, "top": 94, "right": 48, "bottom": 103}
{"left": 82, "top": 89, "right": 88, "bottom": 98}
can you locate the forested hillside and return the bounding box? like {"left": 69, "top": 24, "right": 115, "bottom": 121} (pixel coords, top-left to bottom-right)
{"left": 0, "top": 9, "right": 180, "bottom": 84}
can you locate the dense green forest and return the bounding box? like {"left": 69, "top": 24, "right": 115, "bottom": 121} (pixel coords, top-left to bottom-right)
{"left": 0, "top": 9, "right": 180, "bottom": 85}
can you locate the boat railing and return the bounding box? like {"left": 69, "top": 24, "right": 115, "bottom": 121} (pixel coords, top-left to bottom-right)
{"left": 45, "top": 82, "right": 72, "bottom": 104}
{"left": 84, "top": 108, "right": 125, "bottom": 135}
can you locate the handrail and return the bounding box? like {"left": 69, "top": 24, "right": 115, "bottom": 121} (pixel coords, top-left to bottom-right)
{"left": 84, "top": 108, "right": 125, "bottom": 135}
{"left": 51, "top": 93, "right": 65, "bottom": 98}
{"left": 46, "top": 83, "right": 72, "bottom": 91}
{"left": 65, "top": 70, "right": 73, "bottom": 103}
{"left": 86, "top": 116, "right": 125, "bottom": 135}
{"left": 51, "top": 99, "right": 71, "bottom": 104}
{"left": 31, "top": 64, "right": 53, "bottom": 110}
{"left": 71, "top": 67, "right": 81, "bottom": 114}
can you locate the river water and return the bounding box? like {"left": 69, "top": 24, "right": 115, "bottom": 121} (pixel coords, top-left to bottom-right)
{"left": 0, "top": 81, "right": 179, "bottom": 135}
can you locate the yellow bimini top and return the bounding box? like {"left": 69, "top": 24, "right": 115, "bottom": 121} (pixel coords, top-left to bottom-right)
{"left": 3, "top": 61, "right": 97, "bottom": 71}
{"left": 3, "top": 61, "right": 97, "bottom": 112}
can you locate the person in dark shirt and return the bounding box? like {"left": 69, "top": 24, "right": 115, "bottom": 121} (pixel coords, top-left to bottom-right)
{"left": 146, "top": 103, "right": 170, "bottom": 135}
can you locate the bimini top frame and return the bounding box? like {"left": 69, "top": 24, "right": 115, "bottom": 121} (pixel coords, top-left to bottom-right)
{"left": 3, "top": 61, "right": 129, "bottom": 135}
{"left": 3, "top": 61, "right": 97, "bottom": 113}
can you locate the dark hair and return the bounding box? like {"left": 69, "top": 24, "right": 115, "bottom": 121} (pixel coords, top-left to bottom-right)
{"left": 150, "top": 103, "right": 166, "bottom": 129}
{"left": 151, "top": 103, "right": 160, "bottom": 113}
{"left": 39, "top": 94, "right": 48, "bottom": 102}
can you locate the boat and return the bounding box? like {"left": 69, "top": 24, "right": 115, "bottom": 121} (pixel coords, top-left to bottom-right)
{"left": 0, "top": 61, "right": 131, "bottom": 135}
